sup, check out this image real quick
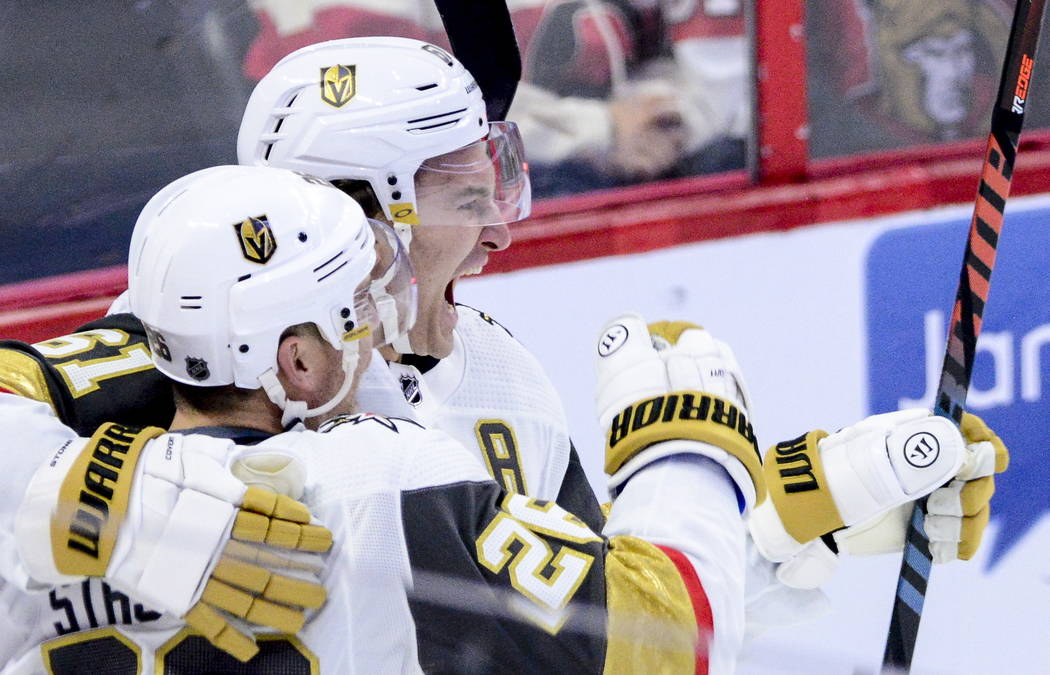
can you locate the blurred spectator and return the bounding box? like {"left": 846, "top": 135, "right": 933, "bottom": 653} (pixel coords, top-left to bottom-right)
{"left": 241, "top": 0, "right": 751, "bottom": 197}
{"left": 808, "top": 0, "right": 1010, "bottom": 158}
{"left": 513, "top": 0, "right": 749, "bottom": 196}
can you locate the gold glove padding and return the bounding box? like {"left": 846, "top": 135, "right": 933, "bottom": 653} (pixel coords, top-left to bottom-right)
{"left": 184, "top": 603, "right": 260, "bottom": 661}
{"left": 944, "top": 412, "right": 1009, "bottom": 561}
{"left": 184, "top": 550, "right": 328, "bottom": 662}
{"left": 960, "top": 413, "right": 1010, "bottom": 474}
{"left": 232, "top": 486, "right": 333, "bottom": 552}
{"left": 648, "top": 320, "right": 703, "bottom": 345}
{"left": 605, "top": 390, "right": 765, "bottom": 503}
{"left": 183, "top": 488, "right": 332, "bottom": 661}
{"left": 223, "top": 539, "right": 324, "bottom": 574}
{"left": 210, "top": 556, "right": 327, "bottom": 608}
{"left": 761, "top": 430, "right": 844, "bottom": 544}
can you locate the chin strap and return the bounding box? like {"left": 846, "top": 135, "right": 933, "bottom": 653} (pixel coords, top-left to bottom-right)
{"left": 259, "top": 348, "right": 361, "bottom": 428}
{"left": 391, "top": 333, "right": 414, "bottom": 355}
{"left": 393, "top": 222, "right": 413, "bottom": 248}
{"left": 370, "top": 268, "right": 406, "bottom": 349}
{"left": 390, "top": 221, "right": 416, "bottom": 356}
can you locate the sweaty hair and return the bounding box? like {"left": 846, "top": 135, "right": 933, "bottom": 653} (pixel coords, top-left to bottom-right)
{"left": 330, "top": 179, "right": 384, "bottom": 219}
{"left": 170, "top": 322, "right": 325, "bottom": 415}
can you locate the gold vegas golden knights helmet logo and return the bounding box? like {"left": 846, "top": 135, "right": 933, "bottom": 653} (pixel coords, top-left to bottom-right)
{"left": 320, "top": 64, "right": 356, "bottom": 108}
{"left": 234, "top": 215, "right": 277, "bottom": 264}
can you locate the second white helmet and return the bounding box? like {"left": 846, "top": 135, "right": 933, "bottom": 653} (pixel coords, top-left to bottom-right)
{"left": 128, "top": 165, "right": 415, "bottom": 424}
{"left": 237, "top": 36, "right": 530, "bottom": 233}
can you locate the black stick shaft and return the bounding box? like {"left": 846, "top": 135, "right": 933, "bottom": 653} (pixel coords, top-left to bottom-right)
{"left": 882, "top": 1, "right": 1047, "bottom": 670}
{"left": 433, "top": 0, "right": 521, "bottom": 121}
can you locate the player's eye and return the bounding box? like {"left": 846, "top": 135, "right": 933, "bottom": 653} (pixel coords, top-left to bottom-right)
{"left": 458, "top": 197, "right": 496, "bottom": 216}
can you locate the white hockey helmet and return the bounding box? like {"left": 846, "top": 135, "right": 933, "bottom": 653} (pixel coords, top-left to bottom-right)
{"left": 128, "top": 165, "right": 416, "bottom": 425}
{"left": 236, "top": 36, "right": 530, "bottom": 240}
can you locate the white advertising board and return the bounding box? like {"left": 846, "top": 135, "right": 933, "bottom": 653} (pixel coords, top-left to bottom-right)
{"left": 459, "top": 194, "right": 1050, "bottom": 674}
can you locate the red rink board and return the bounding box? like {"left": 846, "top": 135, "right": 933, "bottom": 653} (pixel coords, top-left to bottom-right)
{"left": 2, "top": 134, "right": 1050, "bottom": 343}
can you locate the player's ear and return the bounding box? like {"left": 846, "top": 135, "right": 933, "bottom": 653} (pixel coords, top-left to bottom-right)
{"left": 275, "top": 331, "right": 331, "bottom": 399}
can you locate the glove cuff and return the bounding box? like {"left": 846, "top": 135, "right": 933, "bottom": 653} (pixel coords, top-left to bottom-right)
{"left": 604, "top": 391, "right": 765, "bottom": 505}
{"left": 763, "top": 430, "right": 846, "bottom": 544}
{"left": 16, "top": 424, "right": 164, "bottom": 585}
{"left": 609, "top": 438, "right": 759, "bottom": 512}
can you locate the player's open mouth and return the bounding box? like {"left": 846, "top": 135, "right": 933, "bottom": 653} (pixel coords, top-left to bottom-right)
{"left": 445, "top": 263, "right": 486, "bottom": 307}
{"left": 445, "top": 279, "right": 456, "bottom": 306}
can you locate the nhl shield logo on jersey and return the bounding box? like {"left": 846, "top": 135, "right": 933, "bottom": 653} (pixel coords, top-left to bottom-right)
{"left": 234, "top": 215, "right": 277, "bottom": 264}
{"left": 399, "top": 373, "right": 423, "bottom": 407}
{"left": 320, "top": 64, "right": 356, "bottom": 108}
{"left": 185, "top": 356, "right": 210, "bottom": 381}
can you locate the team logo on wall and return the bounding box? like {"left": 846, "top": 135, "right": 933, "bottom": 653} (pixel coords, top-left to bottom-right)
{"left": 865, "top": 204, "right": 1050, "bottom": 567}
{"left": 185, "top": 356, "right": 210, "bottom": 381}
{"left": 234, "top": 215, "right": 277, "bottom": 264}
{"left": 320, "top": 64, "right": 356, "bottom": 108}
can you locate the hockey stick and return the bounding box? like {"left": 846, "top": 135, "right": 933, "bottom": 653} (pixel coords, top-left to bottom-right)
{"left": 881, "top": 0, "right": 1047, "bottom": 670}
{"left": 433, "top": 0, "right": 522, "bottom": 121}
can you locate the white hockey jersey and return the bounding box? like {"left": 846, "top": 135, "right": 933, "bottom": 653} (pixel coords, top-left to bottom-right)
{"left": 0, "top": 394, "right": 749, "bottom": 674}
{"left": 0, "top": 396, "right": 434, "bottom": 674}
{"left": 381, "top": 305, "right": 603, "bottom": 529}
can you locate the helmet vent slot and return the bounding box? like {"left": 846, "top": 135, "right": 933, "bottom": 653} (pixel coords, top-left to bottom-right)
{"left": 314, "top": 250, "right": 348, "bottom": 282}
{"left": 410, "top": 120, "right": 458, "bottom": 133}
{"left": 317, "top": 260, "right": 348, "bottom": 283}
{"left": 415, "top": 83, "right": 438, "bottom": 91}
{"left": 407, "top": 108, "right": 467, "bottom": 125}
{"left": 264, "top": 93, "right": 299, "bottom": 162}
{"left": 180, "top": 295, "right": 203, "bottom": 310}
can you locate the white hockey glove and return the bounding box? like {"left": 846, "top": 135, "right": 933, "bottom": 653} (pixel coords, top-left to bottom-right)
{"left": 596, "top": 314, "right": 765, "bottom": 512}
{"left": 748, "top": 409, "right": 1009, "bottom": 589}
{"left": 16, "top": 423, "right": 333, "bottom": 662}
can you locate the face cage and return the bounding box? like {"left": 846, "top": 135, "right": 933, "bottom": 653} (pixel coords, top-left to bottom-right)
{"left": 410, "top": 121, "right": 531, "bottom": 227}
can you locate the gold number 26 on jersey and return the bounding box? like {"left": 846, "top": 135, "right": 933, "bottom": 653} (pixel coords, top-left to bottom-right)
{"left": 476, "top": 493, "right": 601, "bottom": 634}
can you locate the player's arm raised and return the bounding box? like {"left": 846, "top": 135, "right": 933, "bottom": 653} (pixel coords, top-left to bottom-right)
{"left": 397, "top": 313, "right": 762, "bottom": 673}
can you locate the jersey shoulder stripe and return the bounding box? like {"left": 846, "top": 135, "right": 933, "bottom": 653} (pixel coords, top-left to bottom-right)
{"left": 655, "top": 544, "right": 714, "bottom": 675}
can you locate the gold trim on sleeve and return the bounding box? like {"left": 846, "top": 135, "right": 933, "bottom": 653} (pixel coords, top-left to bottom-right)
{"left": 604, "top": 536, "right": 698, "bottom": 673}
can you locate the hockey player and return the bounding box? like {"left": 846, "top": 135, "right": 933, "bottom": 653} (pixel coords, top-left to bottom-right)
{"left": 0, "top": 36, "right": 602, "bottom": 531}
{"left": 221, "top": 32, "right": 1014, "bottom": 604}
{"left": 238, "top": 36, "right": 605, "bottom": 525}
{"left": 2, "top": 166, "right": 1007, "bottom": 673}
{"left": 0, "top": 33, "right": 1010, "bottom": 639}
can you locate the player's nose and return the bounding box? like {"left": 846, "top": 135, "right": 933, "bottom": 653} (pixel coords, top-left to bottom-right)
{"left": 480, "top": 223, "right": 511, "bottom": 251}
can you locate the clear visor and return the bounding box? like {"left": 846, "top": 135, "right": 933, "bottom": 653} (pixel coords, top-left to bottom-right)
{"left": 366, "top": 218, "right": 417, "bottom": 346}
{"left": 412, "top": 121, "right": 531, "bottom": 227}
